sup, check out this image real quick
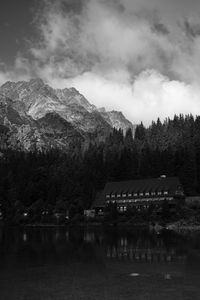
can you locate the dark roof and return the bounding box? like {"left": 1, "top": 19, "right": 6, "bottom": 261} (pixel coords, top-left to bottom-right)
{"left": 93, "top": 177, "right": 183, "bottom": 208}
{"left": 103, "top": 177, "right": 181, "bottom": 195}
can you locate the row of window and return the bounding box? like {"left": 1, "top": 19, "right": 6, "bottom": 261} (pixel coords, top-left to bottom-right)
{"left": 107, "top": 197, "right": 173, "bottom": 204}
{"left": 106, "top": 191, "right": 169, "bottom": 198}
{"left": 118, "top": 205, "right": 150, "bottom": 212}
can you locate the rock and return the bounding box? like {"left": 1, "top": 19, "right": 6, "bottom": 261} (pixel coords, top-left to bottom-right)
{"left": 0, "top": 78, "right": 135, "bottom": 151}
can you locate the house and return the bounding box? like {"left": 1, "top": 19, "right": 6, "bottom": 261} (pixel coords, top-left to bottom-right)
{"left": 93, "top": 176, "right": 184, "bottom": 215}
{"left": 84, "top": 209, "right": 95, "bottom": 219}
{"left": 53, "top": 210, "right": 69, "bottom": 220}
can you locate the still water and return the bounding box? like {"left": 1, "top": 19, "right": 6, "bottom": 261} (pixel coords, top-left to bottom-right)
{"left": 0, "top": 226, "right": 200, "bottom": 300}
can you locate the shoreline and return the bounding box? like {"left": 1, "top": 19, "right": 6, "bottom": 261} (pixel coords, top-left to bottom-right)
{"left": 1, "top": 222, "right": 200, "bottom": 233}
{"left": 1, "top": 216, "right": 200, "bottom": 233}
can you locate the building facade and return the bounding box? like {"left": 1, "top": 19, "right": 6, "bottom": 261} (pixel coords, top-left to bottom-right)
{"left": 94, "top": 176, "right": 184, "bottom": 214}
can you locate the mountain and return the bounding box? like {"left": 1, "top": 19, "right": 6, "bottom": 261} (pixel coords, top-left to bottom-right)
{"left": 0, "top": 79, "right": 135, "bottom": 151}
{"left": 98, "top": 109, "right": 135, "bottom": 133}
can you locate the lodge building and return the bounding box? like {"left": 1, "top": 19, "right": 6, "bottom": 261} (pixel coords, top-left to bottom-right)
{"left": 94, "top": 176, "right": 184, "bottom": 214}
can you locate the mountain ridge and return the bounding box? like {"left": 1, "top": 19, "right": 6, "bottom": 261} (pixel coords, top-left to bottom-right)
{"left": 0, "top": 78, "right": 135, "bottom": 151}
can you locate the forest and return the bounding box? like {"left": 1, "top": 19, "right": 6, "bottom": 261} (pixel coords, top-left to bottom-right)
{"left": 0, "top": 114, "right": 200, "bottom": 224}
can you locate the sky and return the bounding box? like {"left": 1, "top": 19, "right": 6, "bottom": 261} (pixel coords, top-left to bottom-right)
{"left": 1, "top": 0, "right": 200, "bottom": 124}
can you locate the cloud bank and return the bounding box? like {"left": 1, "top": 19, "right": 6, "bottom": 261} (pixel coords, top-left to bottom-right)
{"left": 1, "top": 0, "right": 200, "bottom": 124}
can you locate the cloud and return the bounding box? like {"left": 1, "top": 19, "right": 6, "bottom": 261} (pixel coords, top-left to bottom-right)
{"left": 0, "top": 55, "right": 33, "bottom": 85}
{"left": 30, "top": 0, "right": 176, "bottom": 81}
{"left": 29, "top": 0, "right": 200, "bottom": 86}
{"left": 62, "top": 69, "right": 200, "bottom": 125}
{"left": 131, "top": 70, "right": 200, "bottom": 124}
{"left": 1, "top": 0, "right": 200, "bottom": 124}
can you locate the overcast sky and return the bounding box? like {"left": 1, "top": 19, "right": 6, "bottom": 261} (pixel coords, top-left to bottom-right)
{"left": 1, "top": 0, "right": 200, "bottom": 124}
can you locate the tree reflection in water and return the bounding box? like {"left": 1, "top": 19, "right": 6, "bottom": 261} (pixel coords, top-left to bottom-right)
{"left": 0, "top": 227, "right": 200, "bottom": 300}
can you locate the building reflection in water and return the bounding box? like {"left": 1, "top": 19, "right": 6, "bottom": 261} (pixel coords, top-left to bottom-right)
{"left": 105, "top": 231, "right": 186, "bottom": 264}
{"left": 1, "top": 226, "right": 200, "bottom": 298}
{"left": 22, "top": 232, "right": 27, "bottom": 242}
{"left": 0, "top": 227, "right": 188, "bottom": 268}
{"left": 84, "top": 231, "right": 95, "bottom": 242}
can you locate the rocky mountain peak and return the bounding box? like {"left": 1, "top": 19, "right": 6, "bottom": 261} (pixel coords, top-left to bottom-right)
{"left": 29, "top": 78, "right": 45, "bottom": 87}
{"left": 98, "top": 107, "right": 106, "bottom": 113}
{"left": 68, "top": 87, "right": 80, "bottom": 94}
{"left": 98, "top": 108, "right": 135, "bottom": 134}
{"left": 55, "top": 86, "right": 96, "bottom": 113}
{"left": 0, "top": 79, "right": 135, "bottom": 151}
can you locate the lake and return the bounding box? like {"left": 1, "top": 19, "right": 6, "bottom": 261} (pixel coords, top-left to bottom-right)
{"left": 0, "top": 226, "right": 200, "bottom": 300}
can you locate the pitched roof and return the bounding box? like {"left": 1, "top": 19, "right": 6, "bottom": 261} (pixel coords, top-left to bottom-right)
{"left": 93, "top": 177, "right": 183, "bottom": 208}
{"left": 103, "top": 177, "right": 181, "bottom": 195}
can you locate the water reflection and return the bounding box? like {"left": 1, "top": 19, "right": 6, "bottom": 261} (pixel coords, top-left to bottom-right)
{"left": 1, "top": 227, "right": 200, "bottom": 299}
{"left": 23, "top": 232, "right": 27, "bottom": 242}
{"left": 105, "top": 232, "right": 186, "bottom": 264}
{"left": 0, "top": 226, "right": 190, "bottom": 268}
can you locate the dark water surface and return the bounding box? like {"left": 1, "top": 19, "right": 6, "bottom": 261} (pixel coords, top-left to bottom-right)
{"left": 0, "top": 227, "right": 200, "bottom": 300}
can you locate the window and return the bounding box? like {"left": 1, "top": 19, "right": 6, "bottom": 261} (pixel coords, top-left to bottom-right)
{"left": 164, "top": 191, "right": 168, "bottom": 195}
{"left": 139, "top": 192, "right": 144, "bottom": 196}
{"left": 106, "top": 194, "right": 110, "bottom": 198}
{"left": 145, "top": 192, "right": 150, "bottom": 196}
{"left": 111, "top": 194, "right": 115, "bottom": 198}
{"left": 134, "top": 193, "right": 138, "bottom": 196}
{"left": 119, "top": 206, "right": 127, "bottom": 212}
{"left": 151, "top": 192, "right": 156, "bottom": 196}
{"left": 122, "top": 193, "right": 127, "bottom": 197}
{"left": 157, "top": 191, "right": 162, "bottom": 196}
{"left": 117, "top": 194, "right": 121, "bottom": 198}
{"left": 128, "top": 193, "right": 132, "bottom": 197}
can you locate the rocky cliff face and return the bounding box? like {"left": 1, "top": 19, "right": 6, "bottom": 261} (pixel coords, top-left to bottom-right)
{"left": 0, "top": 79, "right": 135, "bottom": 151}
{"left": 98, "top": 109, "right": 135, "bottom": 133}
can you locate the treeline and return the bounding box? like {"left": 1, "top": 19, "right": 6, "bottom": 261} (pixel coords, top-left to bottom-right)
{"left": 0, "top": 114, "right": 200, "bottom": 223}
